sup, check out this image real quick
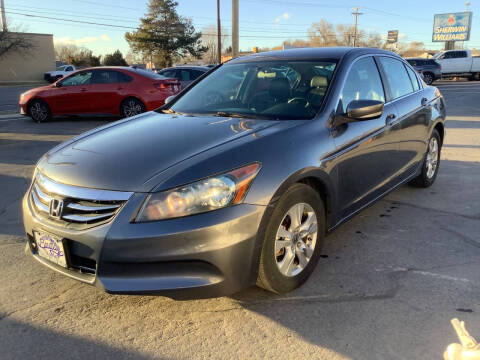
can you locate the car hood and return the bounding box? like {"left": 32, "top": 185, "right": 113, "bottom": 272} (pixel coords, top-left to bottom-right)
{"left": 37, "top": 112, "right": 279, "bottom": 192}
{"left": 25, "top": 85, "right": 53, "bottom": 95}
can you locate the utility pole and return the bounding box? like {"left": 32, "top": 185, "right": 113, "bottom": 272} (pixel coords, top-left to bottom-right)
{"left": 1, "top": 0, "right": 7, "bottom": 31}
{"left": 217, "top": 0, "right": 221, "bottom": 64}
{"left": 352, "top": 7, "right": 362, "bottom": 47}
{"left": 232, "top": 0, "right": 239, "bottom": 58}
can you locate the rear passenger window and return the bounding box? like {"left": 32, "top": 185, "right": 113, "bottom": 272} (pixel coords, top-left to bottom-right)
{"left": 180, "top": 70, "right": 191, "bottom": 81}
{"left": 159, "top": 70, "right": 177, "bottom": 78}
{"left": 405, "top": 66, "right": 420, "bottom": 91}
{"left": 378, "top": 57, "right": 414, "bottom": 100}
{"left": 190, "top": 70, "right": 205, "bottom": 80}
{"left": 340, "top": 57, "right": 385, "bottom": 113}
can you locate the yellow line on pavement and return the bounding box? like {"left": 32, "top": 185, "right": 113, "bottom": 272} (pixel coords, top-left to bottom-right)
{"left": 0, "top": 133, "right": 72, "bottom": 142}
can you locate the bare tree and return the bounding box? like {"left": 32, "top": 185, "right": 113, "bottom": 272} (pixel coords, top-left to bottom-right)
{"left": 55, "top": 43, "right": 100, "bottom": 67}
{"left": 308, "top": 19, "right": 337, "bottom": 47}
{"left": 55, "top": 43, "right": 80, "bottom": 63}
{"left": 400, "top": 41, "right": 425, "bottom": 57}
{"left": 306, "top": 19, "right": 386, "bottom": 49}
{"left": 201, "top": 24, "right": 229, "bottom": 64}
{"left": 0, "top": 30, "right": 34, "bottom": 58}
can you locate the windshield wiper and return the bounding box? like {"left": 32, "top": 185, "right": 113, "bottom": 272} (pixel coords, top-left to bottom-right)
{"left": 160, "top": 109, "right": 182, "bottom": 115}
{"left": 214, "top": 111, "right": 252, "bottom": 119}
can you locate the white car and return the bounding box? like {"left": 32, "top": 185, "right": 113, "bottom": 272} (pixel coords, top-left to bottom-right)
{"left": 44, "top": 65, "right": 76, "bottom": 83}
{"left": 433, "top": 50, "right": 480, "bottom": 80}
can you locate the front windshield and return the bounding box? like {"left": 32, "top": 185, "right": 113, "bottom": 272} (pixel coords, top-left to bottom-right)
{"left": 169, "top": 60, "right": 337, "bottom": 120}
{"left": 56, "top": 65, "right": 67, "bottom": 71}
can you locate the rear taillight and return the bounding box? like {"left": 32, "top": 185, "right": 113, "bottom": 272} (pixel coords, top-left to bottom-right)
{"left": 153, "top": 82, "right": 167, "bottom": 90}
{"left": 153, "top": 80, "right": 180, "bottom": 92}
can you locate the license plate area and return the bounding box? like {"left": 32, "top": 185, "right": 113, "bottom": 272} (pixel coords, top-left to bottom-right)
{"left": 34, "top": 231, "right": 68, "bottom": 268}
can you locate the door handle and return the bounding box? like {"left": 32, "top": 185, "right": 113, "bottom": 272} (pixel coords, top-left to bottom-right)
{"left": 386, "top": 113, "right": 396, "bottom": 125}
{"left": 421, "top": 97, "right": 428, "bottom": 106}
{"left": 80, "top": 88, "right": 87, "bottom": 92}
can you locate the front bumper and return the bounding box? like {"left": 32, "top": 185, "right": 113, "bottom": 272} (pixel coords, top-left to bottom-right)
{"left": 23, "top": 191, "right": 266, "bottom": 299}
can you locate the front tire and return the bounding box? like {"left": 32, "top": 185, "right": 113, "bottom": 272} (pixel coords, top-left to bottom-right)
{"left": 28, "top": 99, "right": 51, "bottom": 123}
{"left": 257, "top": 183, "right": 325, "bottom": 293}
{"left": 120, "top": 97, "right": 146, "bottom": 118}
{"left": 409, "top": 129, "right": 441, "bottom": 188}
{"left": 423, "top": 72, "right": 434, "bottom": 85}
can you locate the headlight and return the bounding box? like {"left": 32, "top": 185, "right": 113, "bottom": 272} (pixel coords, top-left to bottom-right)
{"left": 20, "top": 90, "right": 32, "bottom": 100}
{"left": 135, "top": 163, "right": 261, "bottom": 222}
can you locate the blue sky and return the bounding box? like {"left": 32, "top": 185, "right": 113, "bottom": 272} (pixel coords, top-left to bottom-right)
{"left": 5, "top": 0, "right": 480, "bottom": 56}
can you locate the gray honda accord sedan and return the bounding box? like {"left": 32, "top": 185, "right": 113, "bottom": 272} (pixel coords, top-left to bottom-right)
{"left": 23, "top": 47, "right": 445, "bottom": 298}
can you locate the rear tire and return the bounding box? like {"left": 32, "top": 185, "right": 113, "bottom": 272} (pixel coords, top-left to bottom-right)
{"left": 120, "top": 97, "right": 146, "bottom": 118}
{"left": 28, "top": 99, "right": 51, "bottom": 123}
{"left": 409, "top": 129, "right": 441, "bottom": 188}
{"left": 257, "top": 183, "right": 325, "bottom": 294}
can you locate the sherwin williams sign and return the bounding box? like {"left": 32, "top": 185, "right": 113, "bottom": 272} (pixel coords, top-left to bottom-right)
{"left": 433, "top": 12, "right": 472, "bottom": 42}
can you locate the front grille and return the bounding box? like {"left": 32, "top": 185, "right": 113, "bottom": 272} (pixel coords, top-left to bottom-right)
{"left": 29, "top": 172, "right": 133, "bottom": 229}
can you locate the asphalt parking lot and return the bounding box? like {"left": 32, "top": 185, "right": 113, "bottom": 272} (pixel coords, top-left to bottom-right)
{"left": 0, "top": 81, "right": 479, "bottom": 359}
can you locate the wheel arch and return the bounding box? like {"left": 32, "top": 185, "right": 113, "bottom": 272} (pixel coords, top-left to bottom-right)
{"left": 433, "top": 121, "right": 445, "bottom": 145}
{"left": 248, "top": 167, "right": 336, "bottom": 284}
{"left": 26, "top": 97, "right": 50, "bottom": 116}
{"left": 119, "top": 96, "right": 147, "bottom": 117}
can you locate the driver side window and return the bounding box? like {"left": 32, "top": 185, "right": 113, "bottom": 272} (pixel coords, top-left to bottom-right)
{"left": 340, "top": 57, "right": 385, "bottom": 113}
{"left": 61, "top": 71, "right": 92, "bottom": 87}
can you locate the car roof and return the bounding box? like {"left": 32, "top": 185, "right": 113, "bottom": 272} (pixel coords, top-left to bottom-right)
{"left": 161, "top": 65, "right": 210, "bottom": 71}
{"left": 228, "top": 47, "right": 398, "bottom": 64}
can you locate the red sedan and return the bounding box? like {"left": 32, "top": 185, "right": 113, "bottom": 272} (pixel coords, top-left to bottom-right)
{"left": 19, "top": 67, "right": 181, "bottom": 122}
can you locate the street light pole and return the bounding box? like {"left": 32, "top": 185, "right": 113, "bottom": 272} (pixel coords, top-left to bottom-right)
{"left": 1, "top": 0, "right": 7, "bottom": 31}
{"left": 217, "top": 0, "right": 221, "bottom": 64}
{"left": 232, "top": 0, "right": 239, "bottom": 58}
{"left": 352, "top": 7, "right": 362, "bottom": 47}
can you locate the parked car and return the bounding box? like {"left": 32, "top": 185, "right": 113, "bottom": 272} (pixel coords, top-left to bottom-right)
{"left": 432, "top": 50, "right": 480, "bottom": 80}
{"left": 156, "top": 65, "right": 210, "bottom": 88}
{"left": 44, "top": 65, "right": 76, "bottom": 83}
{"left": 20, "top": 67, "right": 181, "bottom": 122}
{"left": 406, "top": 58, "right": 441, "bottom": 85}
{"left": 23, "top": 48, "right": 445, "bottom": 298}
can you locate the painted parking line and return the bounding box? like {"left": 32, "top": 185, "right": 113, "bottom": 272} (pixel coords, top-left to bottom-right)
{"left": 0, "top": 114, "right": 24, "bottom": 122}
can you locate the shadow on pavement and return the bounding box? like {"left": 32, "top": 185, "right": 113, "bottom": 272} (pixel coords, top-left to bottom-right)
{"left": 0, "top": 317, "right": 154, "bottom": 360}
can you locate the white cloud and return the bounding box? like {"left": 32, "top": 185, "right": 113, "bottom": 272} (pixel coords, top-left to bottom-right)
{"left": 274, "top": 13, "right": 291, "bottom": 24}
{"left": 54, "top": 34, "right": 111, "bottom": 46}
{"left": 54, "top": 36, "right": 98, "bottom": 45}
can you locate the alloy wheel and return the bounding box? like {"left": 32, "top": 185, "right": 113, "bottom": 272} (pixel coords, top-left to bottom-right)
{"left": 424, "top": 73, "right": 433, "bottom": 85}
{"left": 426, "top": 137, "right": 439, "bottom": 179}
{"left": 30, "top": 102, "right": 48, "bottom": 122}
{"left": 123, "top": 99, "right": 143, "bottom": 117}
{"left": 274, "top": 202, "right": 318, "bottom": 277}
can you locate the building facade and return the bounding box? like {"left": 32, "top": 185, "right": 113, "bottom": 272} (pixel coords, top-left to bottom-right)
{"left": 0, "top": 32, "right": 55, "bottom": 83}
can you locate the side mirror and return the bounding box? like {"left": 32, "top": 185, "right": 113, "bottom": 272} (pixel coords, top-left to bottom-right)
{"left": 346, "top": 100, "right": 384, "bottom": 120}
{"left": 165, "top": 95, "right": 176, "bottom": 104}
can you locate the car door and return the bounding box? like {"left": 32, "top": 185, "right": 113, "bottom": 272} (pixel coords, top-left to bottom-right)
{"left": 89, "top": 70, "right": 132, "bottom": 114}
{"left": 437, "top": 51, "right": 469, "bottom": 73}
{"left": 53, "top": 71, "right": 94, "bottom": 114}
{"left": 377, "top": 56, "right": 431, "bottom": 180}
{"left": 332, "top": 56, "right": 399, "bottom": 219}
